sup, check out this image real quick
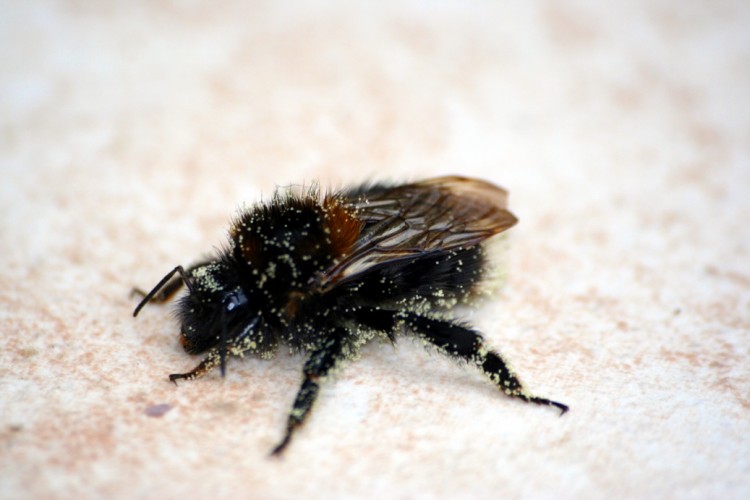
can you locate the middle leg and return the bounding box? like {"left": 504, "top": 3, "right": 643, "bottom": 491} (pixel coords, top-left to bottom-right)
{"left": 271, "top": 330, "right": 351, "bottom": 455}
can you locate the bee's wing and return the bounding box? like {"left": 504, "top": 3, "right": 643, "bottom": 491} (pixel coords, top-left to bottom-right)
{"left": 318, "top": 176, "right": 518, "bottom": 289}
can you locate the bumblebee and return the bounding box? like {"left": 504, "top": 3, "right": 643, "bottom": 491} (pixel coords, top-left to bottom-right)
{"left": 134, "top": 176, "right": 567, "bottom": 454}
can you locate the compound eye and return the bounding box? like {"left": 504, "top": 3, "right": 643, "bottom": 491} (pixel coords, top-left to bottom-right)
{"left": 223, "top": 289, "right": 248, "bottom": 314}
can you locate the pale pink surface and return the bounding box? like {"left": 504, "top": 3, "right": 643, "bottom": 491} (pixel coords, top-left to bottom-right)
{"left": 2, "top": 1, "right": 749, "bottom": 498}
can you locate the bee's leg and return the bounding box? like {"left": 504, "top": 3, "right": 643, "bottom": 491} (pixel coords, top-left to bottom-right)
{"left": 402, "top": 313, "right": 568, "bottom": 415}
{"left": 168, "top": 350, "right": 221, "bottom": 384}
{"left": 271, "top": 333, "right": 348, "bottom": 456}
{"left": 350, "top": 306, "right": 567, "bottom": 414}
{"left": 168, "top": 331, "right": 265, "bottom": 385}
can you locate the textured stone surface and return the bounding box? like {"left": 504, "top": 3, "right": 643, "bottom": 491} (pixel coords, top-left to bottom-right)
{"left": 2, "top": 1, "right": 749, "bottom": 497}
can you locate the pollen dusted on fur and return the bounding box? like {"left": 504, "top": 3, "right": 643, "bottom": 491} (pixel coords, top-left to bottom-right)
{"left": 132, "top": 176, "right": 568, "bottom": 455}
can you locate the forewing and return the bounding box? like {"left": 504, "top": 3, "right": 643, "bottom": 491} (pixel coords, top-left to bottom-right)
{"left": 317, "top": 176, "right": 517, "bottom": 288}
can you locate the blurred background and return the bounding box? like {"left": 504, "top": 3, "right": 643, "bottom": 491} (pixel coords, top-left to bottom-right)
{"left": 2, "top": 1, "right": 748, "bottom": 498}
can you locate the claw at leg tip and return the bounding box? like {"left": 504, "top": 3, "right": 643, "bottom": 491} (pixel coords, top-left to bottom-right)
{"left": 555, "top": 402, "right": 569, "bottom": 416}
{"left": 270, "top": 435, "right": 291, "bottom": 457}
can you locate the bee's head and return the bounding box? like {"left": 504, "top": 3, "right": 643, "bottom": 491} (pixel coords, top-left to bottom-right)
{"left": 133, "top": 262, "right": 260, "bottom": 376}
{"left": 176, "top": 262, "right": 257, "bottom": 355}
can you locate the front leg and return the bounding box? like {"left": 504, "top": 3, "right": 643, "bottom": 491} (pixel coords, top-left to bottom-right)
{"left": 271, "top": 331, "right": 350, "bottom": 456}
{"left": 169, "top": 350, "right": 222, "bottom": 383}
{"left": 168, "top": 328, "right": 265, "bottom": 383}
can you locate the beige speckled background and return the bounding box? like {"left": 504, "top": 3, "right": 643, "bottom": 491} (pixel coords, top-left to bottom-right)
{"left": 2, "top": 1, "right": 749, "bottom": 498}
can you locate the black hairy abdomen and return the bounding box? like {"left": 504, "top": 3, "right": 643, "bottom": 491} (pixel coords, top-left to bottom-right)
{"left": 340, "top": 245, "right": 485, "bottom": 306}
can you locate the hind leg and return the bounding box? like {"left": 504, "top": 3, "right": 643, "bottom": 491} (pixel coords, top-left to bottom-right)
{"left": 349, "top": 306, "right": 568, "bottom": 414}
{"left": 402, "top": 312, "right": 568, "bottom": 414}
